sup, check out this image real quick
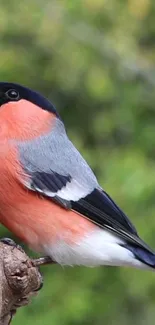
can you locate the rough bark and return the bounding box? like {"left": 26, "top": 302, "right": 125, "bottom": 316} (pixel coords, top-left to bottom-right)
{"left": 0, "top": 242, "right": 42, "bottom": 325}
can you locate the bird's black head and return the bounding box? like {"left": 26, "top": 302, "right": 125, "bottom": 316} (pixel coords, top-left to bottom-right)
{"left": 0, "top": 82, "right": 59, "bottom": 116}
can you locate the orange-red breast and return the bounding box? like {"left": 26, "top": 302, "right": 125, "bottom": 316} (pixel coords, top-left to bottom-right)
{"left": 0, "top": 81, "right": 154, "bottom": 270}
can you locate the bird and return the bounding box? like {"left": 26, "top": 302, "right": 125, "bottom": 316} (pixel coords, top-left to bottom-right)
{"left": 0, "top": 81, "right": 154, "bottom": 271}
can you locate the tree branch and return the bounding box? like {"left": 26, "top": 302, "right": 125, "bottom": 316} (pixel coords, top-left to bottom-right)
{"left": 0, "top": 242, "right": 42, "bottom": 325}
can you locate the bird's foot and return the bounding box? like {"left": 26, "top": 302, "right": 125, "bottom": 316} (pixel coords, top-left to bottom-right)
{"left": 0, "top": 237, "right": 17, "bottom": 246}
{"left": 0, "top": 237, "right": 25, "bottom": 253}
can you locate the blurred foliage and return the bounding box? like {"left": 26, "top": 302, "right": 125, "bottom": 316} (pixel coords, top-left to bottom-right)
{"left": 0, "top": 0, "right": 155, "bottom": 324}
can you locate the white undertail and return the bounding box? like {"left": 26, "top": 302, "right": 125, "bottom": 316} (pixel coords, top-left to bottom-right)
{"left": 43, "top": 229, "right": 150, "bottom": 270}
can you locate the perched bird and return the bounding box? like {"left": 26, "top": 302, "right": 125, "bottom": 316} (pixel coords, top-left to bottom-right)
{"left": 0, "top": 81, "right": 154, "bottom": 270}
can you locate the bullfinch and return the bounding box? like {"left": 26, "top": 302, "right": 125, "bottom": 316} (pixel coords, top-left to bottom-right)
{"left": 0, "top": 81, "right": 154, "bottom": 270}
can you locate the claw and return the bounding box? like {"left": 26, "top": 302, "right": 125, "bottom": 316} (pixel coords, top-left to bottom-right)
{"left": 0, "top": 237, "right": 17, "bottom": 247}
{"left": 0, "top": 237, "right": 25, "bottom": 253}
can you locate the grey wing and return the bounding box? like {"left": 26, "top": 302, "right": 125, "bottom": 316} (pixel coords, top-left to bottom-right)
{"left": 19, "top": 119, "right": 98, "bottom": 204}
{"left": 18, "top": 118, "right": 145, "bottom": 247}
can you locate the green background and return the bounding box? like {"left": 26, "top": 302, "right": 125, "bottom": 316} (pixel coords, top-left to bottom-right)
{"left": 1, "top": 0, "right": 155, "bottom": 324}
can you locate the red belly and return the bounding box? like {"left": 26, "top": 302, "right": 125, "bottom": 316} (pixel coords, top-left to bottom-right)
{"left": 0, "top": 145, "right": 95, "bottom": 252}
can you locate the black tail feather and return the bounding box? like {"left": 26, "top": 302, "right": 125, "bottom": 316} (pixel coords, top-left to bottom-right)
{"left": 125, "top": 244, "right": 155, "bottom": 268}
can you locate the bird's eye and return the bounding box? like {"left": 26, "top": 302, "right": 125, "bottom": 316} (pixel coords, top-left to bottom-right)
{"left": 5, "top": 89, "right": 19, "bottom": 100}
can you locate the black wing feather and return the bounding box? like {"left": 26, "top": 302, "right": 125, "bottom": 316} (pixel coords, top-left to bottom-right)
{"left": 26, "top": 170, "right": 154, "bottom": 253}
{"left": 31, "top": 171, "right": 71, "bottom": 192}
{"left": 29, "top": 171, "right": 72, "bottom": 209}
{"left": 72, "top": 188, "right": 137, "bottom": 234}
{"left": 71, "top": 188, "right": 154, "bottom": 253}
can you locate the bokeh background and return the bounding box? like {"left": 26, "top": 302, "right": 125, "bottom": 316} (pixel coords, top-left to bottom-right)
{"left": 1, "top": 0, "right": 155, "bottom": 324}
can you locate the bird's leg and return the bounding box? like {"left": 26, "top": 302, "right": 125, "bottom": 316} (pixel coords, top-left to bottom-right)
{"left": 1, "top": 238, "right": 55, "bottom": 264}
{"left": 32, "top": 256, "right": 56, "bottom": 267}
{"left": 0, "top": 238, "right": 56, "bottom": 267}
{"left": 32, "top": 257, "right": 56, "bottom": 292}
